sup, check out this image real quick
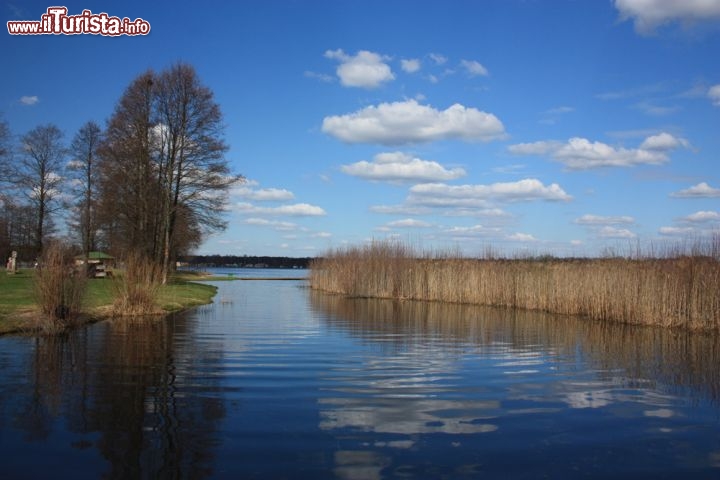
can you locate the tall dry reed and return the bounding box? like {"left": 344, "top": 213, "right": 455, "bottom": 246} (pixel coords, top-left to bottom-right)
{"left": 33, "top": 242, "right": 87, "bottom": 331}
{"left": 310, "top": 238, "right": 720, "bottom": 331}
{"left": 112, "top": 253, "right": 163, "bottom": 316}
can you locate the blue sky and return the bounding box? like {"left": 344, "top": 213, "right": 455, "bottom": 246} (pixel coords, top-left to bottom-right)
{"left": 3, "top": 0, "right": 720, "bottom": 257}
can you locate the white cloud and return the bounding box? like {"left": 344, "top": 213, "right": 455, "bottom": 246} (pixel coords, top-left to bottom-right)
{"left": 20, "top": 95, "right": 39, "bottom": 106}
{"left": 341, "top": 151, "right": 466, "bottom": 183}
{"left": 507, "top": 233, "right": 537, "bottom": 242}
{"left": 312, "top": 231, "right": 333, "bottom": 238}
{"left": 401, "top": 58, "right": 421, "bottom": 73}
{"left": 508, "top": 132, "right": 689, "bottom": 170}
{"left": 232, "top": 183, "right": 295, "bottom": 201}
{"left": 681, "top": 210, "right": 720, "bottom": 222}
{"left": 408, "top": 178, "right": 572, "bottom": 208}
{"left": 709, "top": 84, "right": 720, "bottom": 106}
{"left": 614, "top": 0, "right": 720, "bottom": 34}
{"left": 460, "top": 59, "right": 489, "bottom": 77}
{"left": 322, "top": 99, "right": 506, "bottom": 145}
{"left": 599, "top": 226, "right": 637, "bottom": 239}
{"left": 639, "top": 132, "right": 690, "bottom": 150}
{"left": 442, "top": 224, "right": 502, "bottom": 237}
{"left": 386, "top": 218, "right": 433, "bottom": 228}
{"left": 235, "top": 202, "right": 326, "bottom": 216}
{"left": 670, "top": 182, "right": 720, "bottom": 198}
{"left": 245, "top": 218, "right": 298, "bottom": 231}
{"left": 575, "top": 214, "right": 635, "bottom": 225}
{"left": 324, "top": 49, "right": 395, "bottom": 88}
{"left": 429, "top": 53, "right": 447, "bottom": 65}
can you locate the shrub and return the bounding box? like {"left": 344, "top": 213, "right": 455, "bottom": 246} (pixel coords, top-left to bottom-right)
{"left": 33, "top": 242, "right": 87, "bottom": 331}
{"left": 112, "top": 253, "right": 163, "bottom": 316}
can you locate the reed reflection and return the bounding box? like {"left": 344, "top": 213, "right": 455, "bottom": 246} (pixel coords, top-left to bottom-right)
{"left": 311, "top": 291, "right": 720, "bottom": 406}
{"left": 13, "top": 313, "right": 226, "bottom": 479}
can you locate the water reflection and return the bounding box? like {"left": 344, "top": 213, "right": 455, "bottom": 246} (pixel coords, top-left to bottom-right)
{"left": 311, "top": 291, "right": 720, "bottom": 406}
{"left": 311, "top": 291, "right": 720, "bottom": 478}
{"left": 4, "top": 313, "right": 226, "bottom": 479}
{"left": 2, "top": 280, "right": 719, "bottom": 478}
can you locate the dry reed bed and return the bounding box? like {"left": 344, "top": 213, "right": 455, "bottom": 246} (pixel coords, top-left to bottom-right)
{"left": 309, "top": 241, "right": 720, "bottom": 330}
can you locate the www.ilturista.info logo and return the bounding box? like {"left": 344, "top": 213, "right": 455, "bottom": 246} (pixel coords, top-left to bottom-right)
{"left": 7, "top": 7, "right": 150, "bottom": 36}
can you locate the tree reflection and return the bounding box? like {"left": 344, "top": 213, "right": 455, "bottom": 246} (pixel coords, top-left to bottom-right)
{"left": 14, "top": 312, "right": 226, "bottom": 478}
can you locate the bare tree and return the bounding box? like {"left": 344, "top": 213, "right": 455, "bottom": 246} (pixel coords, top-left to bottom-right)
{"left": 98, "top": 64, "right": 241, "bottom": 282}
{"left": 98, "top": 71, "right": 160, "bottom": 260}
{"left": 17, "top": 124, "right": 66, "bottom": 255}
{"left": 68, "top": 121, "right": 102, "bottom": 260}
{"left": 153, "top": 63, "right": 240, "bottom": 282}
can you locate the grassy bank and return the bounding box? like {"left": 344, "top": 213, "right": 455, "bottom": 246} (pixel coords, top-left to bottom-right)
{"left": 310, "top": 240, "right": 720, "bottom": 331}
{"left": 0, "top": 270, "right": 218, "bottom": 335}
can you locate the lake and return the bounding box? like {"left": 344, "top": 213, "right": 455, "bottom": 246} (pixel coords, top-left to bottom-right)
{"left": 1, "top": 269, "right": 719, "bottom": 479}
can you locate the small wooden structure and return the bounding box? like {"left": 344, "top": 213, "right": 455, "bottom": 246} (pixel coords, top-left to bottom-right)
{"left": 75, "top": 251, "right": 115, "bottom": 278}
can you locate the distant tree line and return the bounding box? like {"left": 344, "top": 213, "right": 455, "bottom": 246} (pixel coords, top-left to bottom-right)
{"left": 182, "top": 255, "right": 313, "bottom": 269}
{"left": 0, "top": 63, "right": 242, "bottom": 282}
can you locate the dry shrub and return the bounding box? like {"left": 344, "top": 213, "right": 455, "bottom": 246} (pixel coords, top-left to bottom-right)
{"left": 112, "top": 253, "right": 163, "bottom": 316}
{"left": 33, "top": 242, "right": 87, "bottom": 331}
{"left": 310, "top": 238, "right": 720, "bottom": 331}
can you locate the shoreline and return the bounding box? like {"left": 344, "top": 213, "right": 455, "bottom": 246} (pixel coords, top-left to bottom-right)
{"left": 0, "top": 271, "right": 219, "bottom": 337}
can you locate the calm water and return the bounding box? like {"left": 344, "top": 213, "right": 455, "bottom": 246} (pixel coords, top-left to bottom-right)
{"left": 1, "top": 271, "right": 719, "bottom": 479}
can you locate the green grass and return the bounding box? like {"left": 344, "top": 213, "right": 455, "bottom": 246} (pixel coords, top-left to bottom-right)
{"left": 159, "top": 280, "right": 218, "bottom": 311}
{"left": 0, "top": 269, "right": 218, "bottom": 335}
{"left": 0, "top": 270, "right": 36, "bottom": 314}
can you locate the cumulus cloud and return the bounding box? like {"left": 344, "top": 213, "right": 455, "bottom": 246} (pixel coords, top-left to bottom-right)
{"left": 681, "top": 210, "right": 720, "bottom": 222}
{"left": 709, "top": 84, "right": 720, "bottom": 106}
{"left": 408, "top": 179, "right": 572, "bottom": 208}
{"left": 659, "top": 210, "right": 720, "bottom": 237}
{"left": 322, "top": 99, "right": 506, "bottom": 145}
{"left": 508, "top": 132, "right": 689, "bottom": 170}
{"left": 670, "top": 182, "right": 720, "bottom": 198}
{"left": 324, "top": 49, "right": 395, "bottom": 88}
{"left": 507, "top": 233, "right": 537, "bottom": 242}
{"left": 401, "top": 58, "right": 421, "bottom": 73}
{"left": 575, "top": 214, "right": 635, "bottom": 225}
{"left": 20, "top": 95, "right": 39, "bottom": 106}
{"left": 639, "top": 132, "right": 690, "bottom": 150}
{"left": 235, "top": 202, "right": 326, "bottom": 216}
{"left": 598, "top": 226, "right": 637, "bottom": 239}
{"left": 341, "top": 151, "right": 466, "bottom": 183}
{"left": 232, "top": 182, "right": 295, "bottom": 201}
{"left": 460, "top": 59, "right": 489, "bottom": 77}
{"left": 614, "top": 0, "right": 720, "bottom": 34}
